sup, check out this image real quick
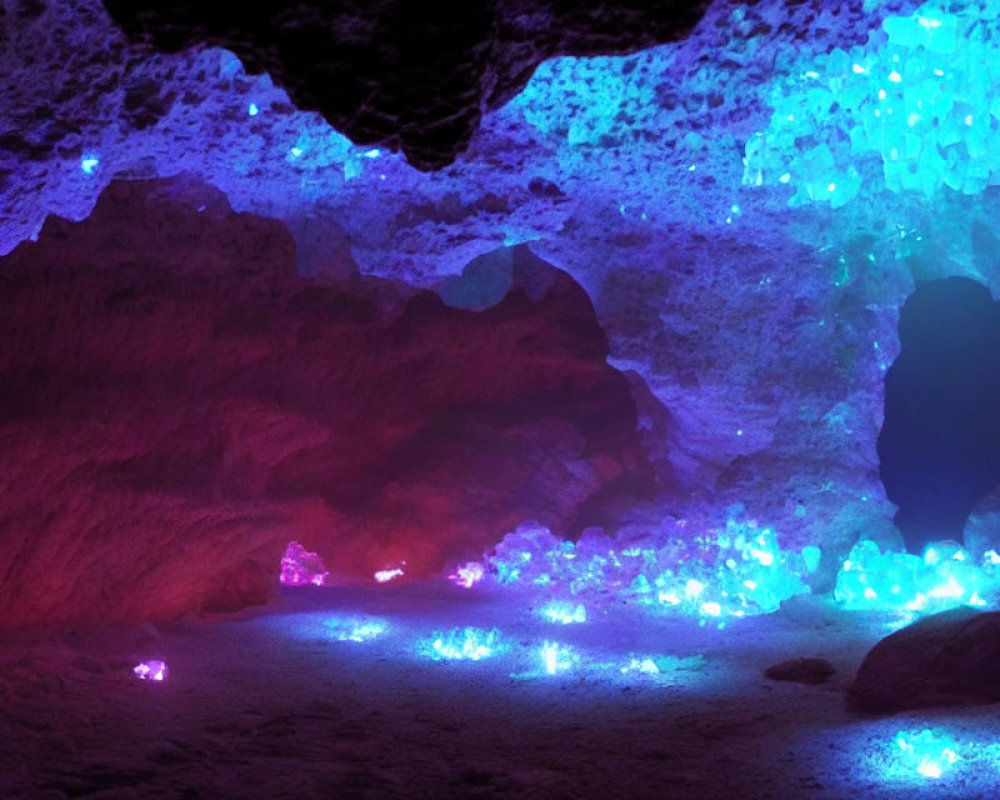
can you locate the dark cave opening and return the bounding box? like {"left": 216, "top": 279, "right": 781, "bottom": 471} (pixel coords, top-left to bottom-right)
{"left": 879, "top": 276, "right": 1000, "bottom": 554}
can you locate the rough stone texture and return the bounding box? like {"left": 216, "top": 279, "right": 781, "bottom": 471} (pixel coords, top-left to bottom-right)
{"left": 850, "top": 607, "right": 1000, "bottom": 713}
{"left": 100, "top": 0, "right": 710, "bottom": 170}
{"left": 7, "top": 0, "right": 996, "bottom": 625}
{"left": 764, "top": 657, "right": 835, "bottom": 685}
{"left": 0, "top": 175, "right": 653, "bottom": 627}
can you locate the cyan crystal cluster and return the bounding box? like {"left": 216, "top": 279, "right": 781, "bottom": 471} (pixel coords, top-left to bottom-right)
{"left": 422, "top": 627, "right": 505, "bottom": 661}
{"left": 743, "top": 2, "right": 1000, "bottom": 206}
{"left": 834, "top": 538, "right": 1000, "bottom": 612}
{"left": 488, "top": 520, "right": 817, "bottom": 625}
{"left": 894, "top": 729, "right": 961, "bottom": 779}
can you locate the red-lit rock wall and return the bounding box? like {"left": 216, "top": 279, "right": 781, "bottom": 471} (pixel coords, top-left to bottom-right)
{"left": 0, "top": 176, "right": 653, "bottom": 627}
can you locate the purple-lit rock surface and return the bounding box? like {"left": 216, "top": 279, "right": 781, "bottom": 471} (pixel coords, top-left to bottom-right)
{"left": 5, "top": 0, "right": 1000, "bottom": 625}
{"left": 0, "top": 176, "right": 650, "bottom": 627}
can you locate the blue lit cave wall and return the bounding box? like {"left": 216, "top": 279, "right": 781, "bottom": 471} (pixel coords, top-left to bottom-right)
{"left": 3, "top": 0, "right": 1000, "bottom": 624}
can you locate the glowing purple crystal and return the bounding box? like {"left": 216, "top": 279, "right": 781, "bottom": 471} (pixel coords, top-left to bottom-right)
{"left": 374, "top": 565, "right": 405, "bottom": 583}
{"left": 449, "top": 561, "right": 485, "bottom": 588}
{"left": 133, "top": 659, "right": 168, "bottom": 681}
{"left": 280, "top": 541, "right": 329, "bottom": 587}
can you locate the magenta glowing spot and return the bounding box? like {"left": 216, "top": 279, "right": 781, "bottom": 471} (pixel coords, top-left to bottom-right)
{"left": 374, "top": 565, "right": 405, "bottom": 583}
{"left": 449, "top": 561, "right": 485, "bottom": 588}
{"left": 280, "top": 541, "right": 329, "bottom": 587}
{"left": 133, "top": 659, "right": 168, "bottom": 681}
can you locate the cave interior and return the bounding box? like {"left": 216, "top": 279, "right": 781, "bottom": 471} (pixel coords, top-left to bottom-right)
{"left": 4, "top": 0, "right": 1000, "bottom": 797}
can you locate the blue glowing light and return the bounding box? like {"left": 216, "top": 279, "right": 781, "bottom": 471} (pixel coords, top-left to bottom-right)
{"left": 620, "top": 657, "right": 660, "bottom": 676}
{"left": 248, "top": 103, "right": 259, "bottom": 116}
{"left": 80, "top": 156, "right": 99, "bottom": 174}
{"left": 895, "top": 729, "right": 960, "bottom": 779}
{"left": 743, "top": 2, "right": 1000, "bottom": 202}
{"left": 325, "top": 617, "right": 388, "bottom": 642}
{"left": 488, "top": 519, "right": 815, "bottom": 627}
{"left": 361, "top": 148, "right": 381, "bottom": 158}
{"left": 834, "top": 539, "right": 999, "bottom": 613}
{"left": 539, "top": 600, "right": 586, "bottom": 624}
{"left": 424, "top": 627, "right": 503, "bottom": 661}
{"left": 540, "top": 641, "right": 578, "bottom": 675}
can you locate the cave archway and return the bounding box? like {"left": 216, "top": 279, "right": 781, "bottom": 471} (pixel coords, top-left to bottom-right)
{"left": 879, "top": 276, "right": 1000, "bottom": 553}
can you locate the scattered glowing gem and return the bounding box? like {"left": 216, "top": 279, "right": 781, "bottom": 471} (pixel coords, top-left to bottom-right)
{"left": 425, "top": 627, "right": 503, "bottom": 661}
{"left": 449, "top": 561, "right": 485, "bottom": 588}
{"left": 280, "top": 541, "right": 329, "bottom": 587}
{"left": 374, "top": 565, "right": 405, "bottom": 583}
{"left": 248, "top": 103, "right": 259, "bottom": 116}
{"left": 540, "top": 641, "right": 577, "bottom": 675}
{"left": 889, "top": 70, "right": 902, "bottom": 82}
{"left": 540, "top": 601, "right": 587, "bottom": 624}
{"left": 361, "top": 148, "right": 381, "bottom": 158}
{"left": 133, "top": 660, "right": 168, "bottom": 681}
{"left": 80, "top": 156, "right": 99, "bottom": 174}
{"left": 895, "top": 729, "right": 960, "bottom": 779}
{"left": 621, "top": 657, "right": 660, "bottom": 675}
{"left": 325, "top": 618, "right": 388, "bottom": 642}
{"left": 289, "top": 146, "right": 303, "bottom": 158}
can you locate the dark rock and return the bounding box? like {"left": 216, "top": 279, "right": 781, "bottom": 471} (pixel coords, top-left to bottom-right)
{"left": 850, "top": 607, "right": 1000, "bottom": 713}
{"left": 100, "top": 0, "right": 710, "bottom": 170}
{"left": 764, "top": 657, "right": 835, "bottom": 685}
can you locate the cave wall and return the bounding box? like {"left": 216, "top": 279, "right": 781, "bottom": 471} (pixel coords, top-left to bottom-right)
{"left": 3, "top": 0, "right": 1000, "bottom": 624}
{"left": 0, "top": 176, "right": 652, "bottom": 626}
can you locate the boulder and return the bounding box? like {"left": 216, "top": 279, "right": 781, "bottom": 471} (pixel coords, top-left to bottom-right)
{"left": 850, "top": 607, "right": 1000, "bottom": 713}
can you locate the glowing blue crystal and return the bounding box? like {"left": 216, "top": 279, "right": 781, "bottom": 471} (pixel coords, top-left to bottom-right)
{"left": 424, "top": 627, "right": 503, "bottom": 661}
{"left": 325, "top": 617, "right": 388, "bottom": 642}
{"left": 895, "top": 729, "right": 960, "bottom": 779}
{"left": 540, "top": 641, "right": 578, "bottom": 675}
{"left": 539, "top": 600, "right": 586, "bottom": 624}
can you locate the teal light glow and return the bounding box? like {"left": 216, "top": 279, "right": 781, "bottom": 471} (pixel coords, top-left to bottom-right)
{"left": 834, "top": 539, "right": 999, "bottom": 612}
{"left": 620, "top": 657, "right": 660, "bottom": 676}
{"left": 80, "top": 156, "right": 99, "bottom": 174}
{"left": 423, "top": 627, "right": 503, "bottom": 661}
{"left": 895, "top": 729, "right": 960, "bottom": 779}
{"left": 540, "top": 641, "right": 578, "bottom": 675}
{"left": 743, "top": 1, "right": 1000, "bottom": 204}
{"left": 488, "top": 519, "right": 816, "bottom": 626}
{"left": 539, "top": 600, "right": 587, "bottom": 624}
{"left": 325, "top": 617, "right": 389, "bottom": 642}
{"left": 248, "top": 103, "right": 259, "bottom": 116}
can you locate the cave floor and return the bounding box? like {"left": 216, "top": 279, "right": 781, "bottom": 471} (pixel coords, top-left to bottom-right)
{"left": 2, "top": 583, "right": 999, "bottom": 800}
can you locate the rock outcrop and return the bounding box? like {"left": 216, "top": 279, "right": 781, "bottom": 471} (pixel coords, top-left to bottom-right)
{"left": 0, "top": 175, "right": 653, "bottom": 627}
{"left": 851, "top": 607, "right": 1000, "bottom": 712}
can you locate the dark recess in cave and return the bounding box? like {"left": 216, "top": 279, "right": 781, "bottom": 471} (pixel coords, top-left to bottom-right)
{"left": 99, "top": 0, "right": 710, "bottom": 169}
{"left": 879, "top": 276, "right": 1000, "bottom": 553}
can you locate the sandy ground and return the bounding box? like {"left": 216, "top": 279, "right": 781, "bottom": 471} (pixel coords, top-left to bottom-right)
{"left": 3, "top": 583, "right": 1000, "bottom": 800}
